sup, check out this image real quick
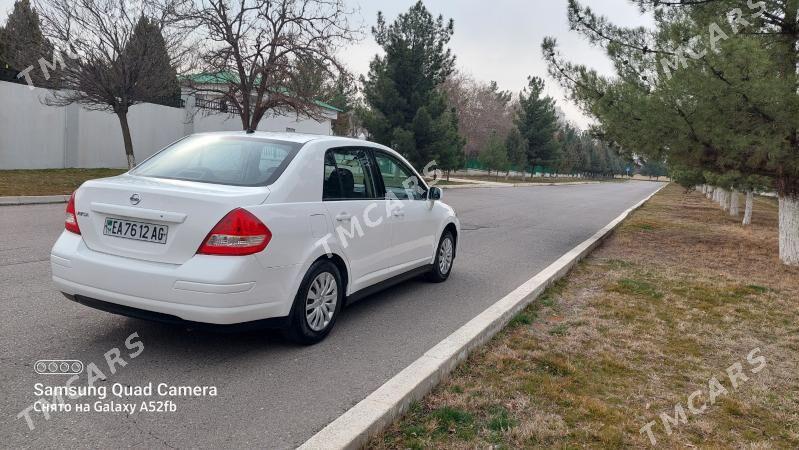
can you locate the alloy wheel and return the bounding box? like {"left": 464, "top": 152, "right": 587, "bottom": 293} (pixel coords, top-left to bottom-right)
{"left": 305, "top": 272, "right": 338, "bottom": 331}
{"left": 439, "top": 237, "right": 453, "bottom": 275}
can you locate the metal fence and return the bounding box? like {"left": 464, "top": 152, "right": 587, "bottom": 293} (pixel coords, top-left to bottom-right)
{"left": 195, "top": 96, "right": 241, "bottom": 114}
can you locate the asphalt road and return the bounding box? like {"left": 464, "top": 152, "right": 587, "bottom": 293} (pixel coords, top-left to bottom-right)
{"left": 1, "top": 181, "right": 664, "bottom": 448}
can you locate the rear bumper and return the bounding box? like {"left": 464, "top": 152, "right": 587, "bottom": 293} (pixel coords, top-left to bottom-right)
{"left": 51, "top": 231, "right": 301, "bottom": 324}
{"left": 64, "top": 294, "right": 290, "bottom": 330}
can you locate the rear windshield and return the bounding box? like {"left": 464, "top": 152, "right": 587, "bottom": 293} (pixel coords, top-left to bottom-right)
{"left": 132, "top": 135, "right": 303, "bottom": 186}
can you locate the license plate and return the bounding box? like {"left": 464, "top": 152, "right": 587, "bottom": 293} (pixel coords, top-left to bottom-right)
{"left": 103, "top": 217, "right": 168, "bottom": 244}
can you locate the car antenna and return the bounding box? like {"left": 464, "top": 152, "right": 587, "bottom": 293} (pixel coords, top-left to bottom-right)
{"left": 246, "top": 128, "right": 255, "bottom": 134}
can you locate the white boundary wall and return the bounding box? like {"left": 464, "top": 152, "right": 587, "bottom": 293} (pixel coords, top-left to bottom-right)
{"left": 0, "top": 81, "right": 335, "bottom": 169}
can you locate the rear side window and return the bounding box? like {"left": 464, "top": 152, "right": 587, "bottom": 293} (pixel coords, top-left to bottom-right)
{"left": 323, "top": 148, "right": 378, "bottom": 200}
{"left": 133, "top": 135, "right": 302, "bottom": 186}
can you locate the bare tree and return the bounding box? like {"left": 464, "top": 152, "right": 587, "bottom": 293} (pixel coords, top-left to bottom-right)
{"left": 442, "top": 71, "right": 514, "bottom": 163}
{"left": 175, "top": 0, "right": 361, "bottom": 131}
{"left": 35, "top": 0, "right": 187, "bottom": 168}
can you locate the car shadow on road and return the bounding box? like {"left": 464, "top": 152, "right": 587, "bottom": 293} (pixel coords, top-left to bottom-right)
{"left": 65, "top": 273, "right": 438, "bottom": 369}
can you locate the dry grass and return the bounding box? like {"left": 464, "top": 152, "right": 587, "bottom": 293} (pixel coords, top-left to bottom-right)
{"left": 372, "top": 184, "right": 799, "bottom": 449}
{"left": 0, "top": 168, "right": 126, "bottom": 196}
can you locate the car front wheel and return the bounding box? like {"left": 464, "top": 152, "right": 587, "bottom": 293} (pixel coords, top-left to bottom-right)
{"left": 427, "top": 230, "right": 455, "bottom": 283}
{"left": 286, "top": 260, "right": 343, "bottom": 345}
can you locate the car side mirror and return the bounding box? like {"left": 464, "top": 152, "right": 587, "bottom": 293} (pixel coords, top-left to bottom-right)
{"left": 428, "top": 186, "right": 442, "bottom": 201}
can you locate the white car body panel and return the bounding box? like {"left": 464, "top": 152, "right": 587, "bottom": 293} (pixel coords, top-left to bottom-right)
{"left": 50, "top": 132, "right": 460, "bottom": 325}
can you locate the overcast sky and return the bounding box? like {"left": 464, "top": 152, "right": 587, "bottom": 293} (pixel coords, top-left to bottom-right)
{"left": 0, "top": 0, "right": 652, "bottom": 128}
{"left": 341, "top": 0, "right": 653, "bottom": 128}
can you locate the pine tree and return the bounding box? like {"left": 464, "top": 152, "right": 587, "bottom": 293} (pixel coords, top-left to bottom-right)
{"left": 433, "top": 103, "right": 466, "bottom": 180}
{"left": 3, "top": 0, "right": 55, "bottom": 86}
{"left": 326, "top": 75, "right": 358, "bottom": 136}
{"left": 543, "top": 0, "right": 799, "bottom": 264}
{"left": 361, "top": 1, "right": 462, "bottom": 169}
{"left": 505, "top": 127, "right": 528, "bottom": 176}
{"left": 516, "top": 76, "right": 559, "bottom": 174}
{"left": 122, "top": 16, "right": 181, "bottom": 106}
{"left": 479, "top": 132, "right": 509, "bottom": 178}
{"left": 0, "top": 25, "right": 7, "bottom": 70}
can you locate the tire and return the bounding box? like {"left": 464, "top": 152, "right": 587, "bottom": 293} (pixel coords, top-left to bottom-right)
{"left": 427, "top": 230, "right": 455, "bottom": 283}
{"left": 285, "top": 260, "right": 343, "bottom": 345}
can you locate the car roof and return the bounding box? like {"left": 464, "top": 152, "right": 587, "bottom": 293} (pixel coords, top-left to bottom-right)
{"left": 191, "top": 131, "right": 368, "bottom": 146}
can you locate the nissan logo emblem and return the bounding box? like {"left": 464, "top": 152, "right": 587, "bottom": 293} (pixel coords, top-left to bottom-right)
{"left": 129, "top": 193, "right": 141, "bottom": 205}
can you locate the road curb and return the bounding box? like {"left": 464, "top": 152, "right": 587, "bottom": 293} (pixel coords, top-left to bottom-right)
{"left": 299, "top": 182, "right": 669, "bottom": 450}
{"left": 0, "top": 195, "right": 70, "bottom": 206}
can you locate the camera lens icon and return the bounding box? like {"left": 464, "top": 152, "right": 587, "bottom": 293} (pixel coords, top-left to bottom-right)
{"left": 35, "top": 360, "right": 84, "bottom": 375}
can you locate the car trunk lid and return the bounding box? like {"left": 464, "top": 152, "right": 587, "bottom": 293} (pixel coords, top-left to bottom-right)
{"left": 74, "top": 174, "right": 270, "bottom": 264}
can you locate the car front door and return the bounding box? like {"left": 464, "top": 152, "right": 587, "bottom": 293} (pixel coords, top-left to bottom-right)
{"left": 322, "top": 147, "right": 394, "bottom": 292}
{"left": 372, "top": 151, "right": 438, "bottom": 269}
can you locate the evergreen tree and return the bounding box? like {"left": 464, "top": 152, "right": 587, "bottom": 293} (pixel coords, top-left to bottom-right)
{"left": 543, "top": 0, "right": 799, "bottom": 264}
{"left": 326, "top": 75, "right": 359, "bottom": 136}
{"left": 479, "top": 132, "right": 509, "bottom": 177}
{"left": 516, "top": 76, "right": 559, "bottom": 173}
{"left": 122, "top": 16, "right": 180, "bottom": 106}
{"left": 434, "top": 104, "right": 466, "bottom": 179}
{"left": 640, "top": 158, "right": 667, "bottom": 180}
{"left": 0, "top": 25, "right": 7, "bottom": 69}
{"left": 361, "top": 1, "right": 462, "bottom": 169}
{"left": 555, "top": 125, "right": 576, "bottom": 174}
{"left": 506, "top": 127, "right": 528, "bottom": 175}
{"left": 3, "top": 0, "right": 55, "bottom": 86}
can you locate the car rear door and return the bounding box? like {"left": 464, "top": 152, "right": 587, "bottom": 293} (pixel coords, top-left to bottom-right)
{"left": 322, "top": 147, "right": 394, "bottom": 290}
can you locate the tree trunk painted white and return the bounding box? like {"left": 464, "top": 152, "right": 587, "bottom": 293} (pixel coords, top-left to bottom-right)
{"left": 117, "top": 111, "right": 136, "bottom": 169}
{"left": 707, "top": 186, "right": 714, "bottom": 200}
{"left": 720, "top": 189, "right": 729, "bottom": 211}
{"left": 779, "top": 194, "right": 799, "bottom": 266}
{"left": 729, "top": 189, "right": 739, "bottom": 217}
{"left": 743, "top": 191, "right": 753, "bottom": 226}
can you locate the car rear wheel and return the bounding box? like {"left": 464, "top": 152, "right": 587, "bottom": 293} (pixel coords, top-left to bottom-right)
{"left": 286, "top": 260, "right": 343, "bottom": 345}
{"left": 427, "top": 230, "right": 455, "bottom": 283}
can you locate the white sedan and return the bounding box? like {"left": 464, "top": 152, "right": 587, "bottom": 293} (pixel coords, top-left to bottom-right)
{"left": 51, "top": 132, "right": 460, "bottom": 344}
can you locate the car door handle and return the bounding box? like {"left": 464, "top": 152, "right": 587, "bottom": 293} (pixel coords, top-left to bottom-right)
{"left": 335, "top": 213, "right": 352, "bottom": 222}
{"left": 392, "top": 210, "right": 405, "bottom": 218}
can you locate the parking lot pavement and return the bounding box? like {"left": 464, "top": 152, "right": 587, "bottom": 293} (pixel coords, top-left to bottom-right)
{"left": 0, "top": 181, "right": 664, "bottom": 448}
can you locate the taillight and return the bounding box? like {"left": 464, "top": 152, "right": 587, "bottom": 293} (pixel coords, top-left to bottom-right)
{"left": 65, "top": 192, "right": 81, "bottom": 234}
{"left": 197, "top": 208, "right": 271, "bottom": 256}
